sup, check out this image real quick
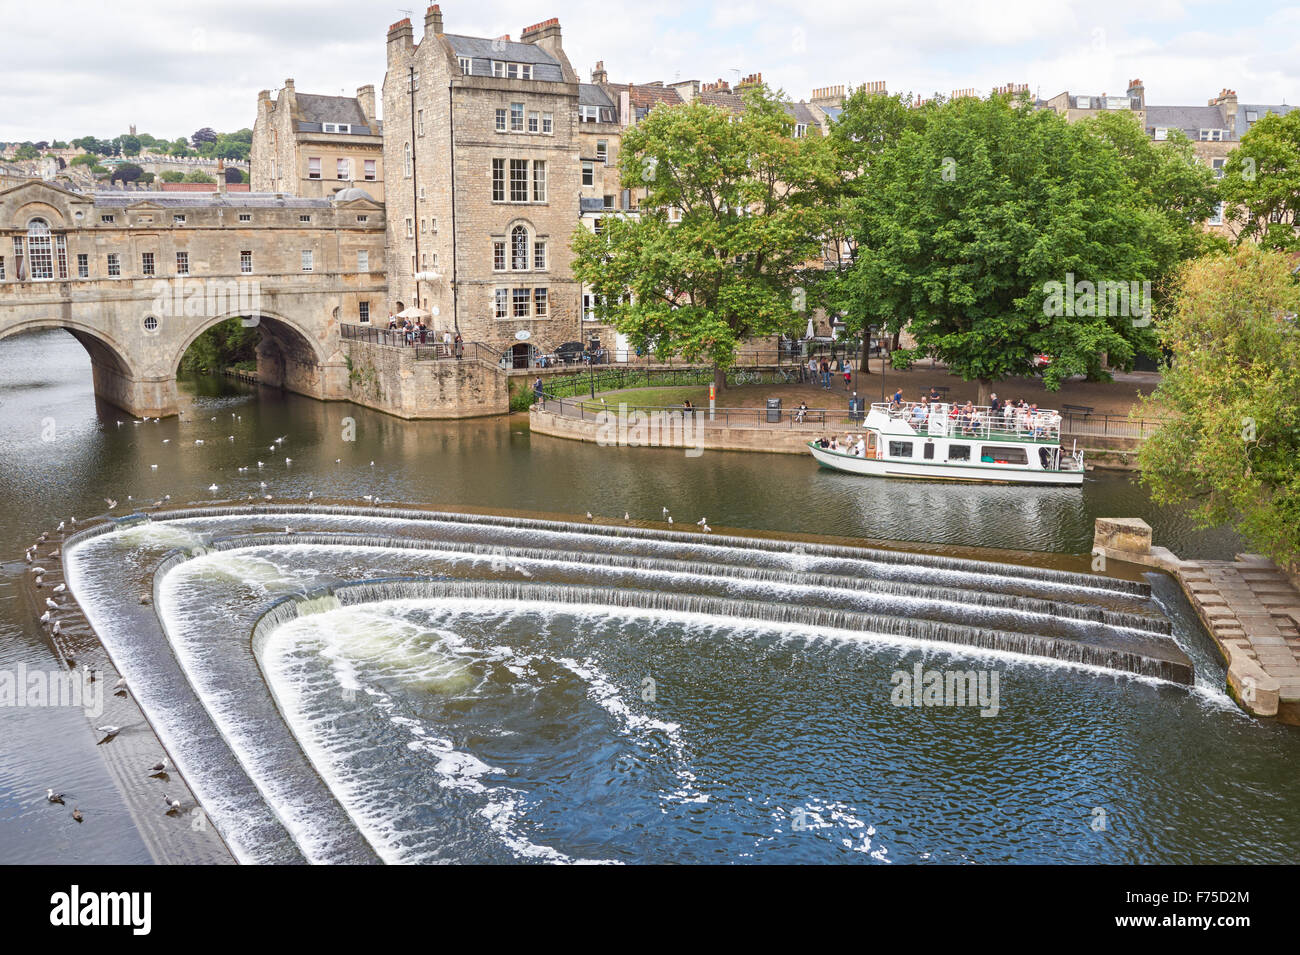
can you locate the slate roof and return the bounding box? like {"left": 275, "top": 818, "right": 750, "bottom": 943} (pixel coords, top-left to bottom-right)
{"left": 787, "top": 102, "right": 818, "bottom": 125}
{"left": 291, "top": 94, "right": 378, "bottom": 135}
{"left": 1146, "top": 104, "right": 1234, "bottom": 139}
{"left": 579, "top": 83, "right": 616, "bottom": 108}
{"left": 444, "top": 33, "right": 565, "bottom": 81}
{"left": 1235, "top": 103, "right": 1297, "bottom": 138}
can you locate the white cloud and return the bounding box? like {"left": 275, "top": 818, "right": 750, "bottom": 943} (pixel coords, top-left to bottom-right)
{"left": 0, "top": 0, "right": 1295, "bottom": 143}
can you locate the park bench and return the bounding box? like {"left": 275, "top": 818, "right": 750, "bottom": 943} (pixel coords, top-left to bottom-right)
{"left": 1062, "top": 403, "right": 1094, "bottom": 417}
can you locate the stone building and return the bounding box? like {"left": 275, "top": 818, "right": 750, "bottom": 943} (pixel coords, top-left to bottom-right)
{"left": 252, "top": 80, "right": 385, "bottom": 201}
{"left": 0, "top": 178, "right": 386, "bottom": 416}
{"left": 1038, "top": 79, "right": 1147, "bottom": 130}
{"left": 381, "top": 6, "right": 585, "bottom": 364}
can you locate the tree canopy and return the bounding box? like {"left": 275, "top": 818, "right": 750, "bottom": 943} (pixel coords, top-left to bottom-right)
{"left": 1219, "top": 110, "right": 1300, "bottom": 250}
{"left": 1137, "top": 247, "right": 1300, "bottom": 564}
{"left": 571, "top": 84, "right": 835, "bottom": 387}
{"left": 109, "top": 163, "right": 144, "bottom": 183}
{"left": 837, "top": 93, "right": 1210, "bottom": 399}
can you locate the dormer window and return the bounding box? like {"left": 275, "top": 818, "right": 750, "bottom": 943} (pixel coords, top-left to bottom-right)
{"left": 322, "top": 123, "right": 352, "bottom": 134}
{"left": 1153, "top": 127, "right": 1168, "bottom": 140}
{"left": 459, "top": 56, "right": 472, "bottom": 75}
{"left": 492, "top": 61, "right": 532, "bottom": 80}
{"left": 1199, "top": 128, "right": 1227, "bottom": 141}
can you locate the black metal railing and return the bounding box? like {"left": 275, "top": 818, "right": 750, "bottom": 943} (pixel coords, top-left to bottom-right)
{"left": 341, "top": 324, "right": 501, "bottom": 364}
{"left": 1060, "top": 412, "right": 1164, "bottom": 440}
{"left": 537, "top": 392, "right": 836, "bottom": 428}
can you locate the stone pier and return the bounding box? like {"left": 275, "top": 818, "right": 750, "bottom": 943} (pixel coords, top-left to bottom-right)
{"left": 1094, "top": 518, "right": 1300, "bottom": 724}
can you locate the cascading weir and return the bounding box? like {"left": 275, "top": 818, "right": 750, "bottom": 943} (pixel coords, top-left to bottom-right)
{"left": 62, "top": 503, "right": 1197, "bottom": 865}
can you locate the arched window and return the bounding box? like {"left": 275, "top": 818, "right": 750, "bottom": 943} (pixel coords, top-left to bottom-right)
{"left": 511, "top": 225, "right": 528, "bottom": 270}
{"left": 27, "top": 218, "right": 54, "bottom": 280}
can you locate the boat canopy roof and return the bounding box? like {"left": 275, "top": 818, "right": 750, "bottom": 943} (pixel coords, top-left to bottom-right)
{"left": 868, "top": 402, "right": 1063, "bottom": 444}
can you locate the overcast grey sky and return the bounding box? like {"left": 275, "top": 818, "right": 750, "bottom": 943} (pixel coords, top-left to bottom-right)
{"left": 3, "top": 0, "right": 1298, "bottom": 142}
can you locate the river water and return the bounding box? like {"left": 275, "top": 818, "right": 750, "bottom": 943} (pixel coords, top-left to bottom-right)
{"left": 2, "top": 329, "right": 1296, "bottom": 864}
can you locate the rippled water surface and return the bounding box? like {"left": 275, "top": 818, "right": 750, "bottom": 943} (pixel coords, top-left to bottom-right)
{"left": 2, "top": 329, "right": 1296, "bottom": 865}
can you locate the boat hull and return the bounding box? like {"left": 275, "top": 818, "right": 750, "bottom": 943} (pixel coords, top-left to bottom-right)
{"left": 808, "top": 443, "right": 1084, "bottom": 486}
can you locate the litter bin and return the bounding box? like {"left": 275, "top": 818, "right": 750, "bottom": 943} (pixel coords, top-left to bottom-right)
{"left": 766, "top": 398, "right": 782, "bottom": 423}
{"left": 849, "top": 395, "right": 864, "bottom": 422}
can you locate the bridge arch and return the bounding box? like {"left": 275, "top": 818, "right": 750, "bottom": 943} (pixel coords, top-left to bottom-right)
{"left": 171, "top": 308, "right": 331, "bottom": 373}
{"left": 0, "top": 316, "right": 155, "bottom": 414}
{"left": 172, "top": 307, "right": 345, "bottom": 407}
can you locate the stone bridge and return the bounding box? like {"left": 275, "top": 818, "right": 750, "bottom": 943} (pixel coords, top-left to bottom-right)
{"left": 0, "top": 180, "right": 388, "bottom": 417}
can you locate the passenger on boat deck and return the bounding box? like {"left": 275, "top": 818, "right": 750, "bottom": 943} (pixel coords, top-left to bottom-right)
{"left": 959, "top": 401, "right": 975, "bottom": 434}
{"left": 909, "top": 401, "right": 928, "bottom": 427}
{"left": 854, "top": 437, "right": 866, "bottom": 456}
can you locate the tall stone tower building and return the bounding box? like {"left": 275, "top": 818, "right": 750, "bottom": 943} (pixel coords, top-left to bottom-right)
{"left": 383, "top": 6, "right": 583, "bottom": 352}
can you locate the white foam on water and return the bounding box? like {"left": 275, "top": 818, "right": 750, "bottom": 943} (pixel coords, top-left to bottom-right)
{"left": 262, "top": 607, "right": 612, "bottom": 864}
{"left": 553, "top": 649, "right": 708, "bottom": 808}
{"left": 186, "top": 538, "right": 1187, "bottom": 687}
{"left": 158, "top": 557, "right": 361, "bottom": 863}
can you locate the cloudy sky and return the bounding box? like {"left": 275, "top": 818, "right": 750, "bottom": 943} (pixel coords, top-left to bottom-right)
{"left": 3, "top": 0, "right": 1298, "bottom": 142}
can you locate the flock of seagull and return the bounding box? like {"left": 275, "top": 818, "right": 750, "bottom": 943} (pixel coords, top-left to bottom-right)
{"left": 27, "top": 507, "right": 185, "bottom": 827}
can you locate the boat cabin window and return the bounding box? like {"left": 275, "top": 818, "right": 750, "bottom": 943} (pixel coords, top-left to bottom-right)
{"left": 923, "top": 441, "right": 935, "bottom": 460}
{"left": 980, "top": 446, "right": 1028, "bottom": 466}
{"left": 947, "top": 445, "right": 970, "bottom": 462}
{"left": 888, "top": 440, "right": 913, "bottom": 458}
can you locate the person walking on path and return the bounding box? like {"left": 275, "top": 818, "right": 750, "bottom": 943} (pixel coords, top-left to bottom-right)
{"left": 533, "top": 376, "right": 545, "bottom": 405}
{"left": 454, "top": 332, "right": 464, "bottom": 360}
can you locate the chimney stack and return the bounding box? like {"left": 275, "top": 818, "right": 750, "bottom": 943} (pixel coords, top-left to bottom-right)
{"left": 521, "top": 17, "right": 562, "bottom": 57}
{"left": 387, "top": 17, "right": 414, "bottom": 61}
{"left": 216, "top": 158, "right": 227, "bottom": 195}
{"left": 810, "top": 85, "right": 845, "bottom": 108}
{"left": 591, "top": 60, "right": 608, "bottom": 85}
{"left": 356, "top": 85, "right": 376, "bottom": 122}
{"left": 425, "top": 4, "right": 443, "bottom": 36}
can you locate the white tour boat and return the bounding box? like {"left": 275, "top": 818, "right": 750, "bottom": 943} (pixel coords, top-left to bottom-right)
{"left": 808, "top": 401, "right": 1084, "bottom": 486}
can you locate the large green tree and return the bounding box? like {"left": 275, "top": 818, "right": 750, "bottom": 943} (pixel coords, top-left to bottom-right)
{"left": 817, "top": 87, "right": 931, "bottom": 373}
{"left": 844, "top": 94, "right": 1183, "bottom": 401}
{"left": 1137, "top": 247, "right": 1300, "bottom": 564}
{"left": 1218, "top": 109, "right": 1300, "bottom": 250}
{"left": 571, "top": 85, "right": 835, "bottom": 390}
